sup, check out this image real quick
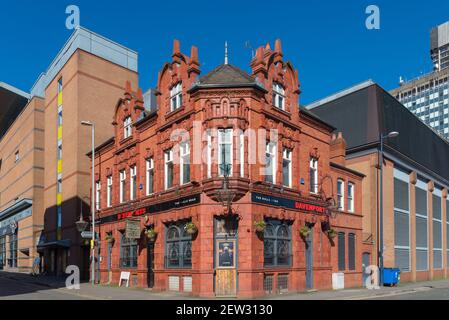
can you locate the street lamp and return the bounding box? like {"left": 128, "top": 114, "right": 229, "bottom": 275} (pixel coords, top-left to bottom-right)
{"left": 379, "top": 131, "right": 399, "bottom": 286}
{"left": 81, "top": 120, "right": 96, "bottom": 286}
{"left": 75, "top": 214, "right": 89, "bottom": 233}
{"left": 217, "top": 158, "right": 235, "bottom": 214}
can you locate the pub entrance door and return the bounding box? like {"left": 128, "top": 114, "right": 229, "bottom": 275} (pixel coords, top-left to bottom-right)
{"left": 107, "top": 242, "right": 112, "bottom": 284}
{"left": 362, "top": 252, "right": 371, "bottom": 287}
{"left": 214, "top": 216, "right": 238, "bottom": 297}
{"left": 147, "top": 242, "right": 155, "bottom": 288}
{"left": 81, "top": 246, "right": 90, "bottom": 281}
{"left": 305, "top": 224, "right": 314, "bottom": 290}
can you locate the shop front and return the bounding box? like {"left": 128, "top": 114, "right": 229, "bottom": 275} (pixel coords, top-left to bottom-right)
{"left": 0, "top": 199, "right": 34, "bottom": 272}
{"left": 96, "top": 189, "right": 360, "bottom": 297}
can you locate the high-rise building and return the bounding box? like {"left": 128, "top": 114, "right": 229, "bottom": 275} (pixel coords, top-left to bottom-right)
{"left": 431, "top": 21, "right": 449, "bottom": 72}
{"left": 391, "top": 22, "right": 449, "bottom": 140}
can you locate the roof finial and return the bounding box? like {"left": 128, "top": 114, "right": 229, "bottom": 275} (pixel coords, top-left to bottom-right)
{"left": 224, "top": 41, "right": 229, "bottom": 65}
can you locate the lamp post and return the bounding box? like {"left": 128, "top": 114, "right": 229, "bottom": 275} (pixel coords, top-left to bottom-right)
{"left": 218, "top": 143, "right": 235, "bottom": 214}
{"left": 379, "top": 131, "right": 399, "bottom": 286}
{"left": 81, "top": 120, "right": 96, "bottom": 286}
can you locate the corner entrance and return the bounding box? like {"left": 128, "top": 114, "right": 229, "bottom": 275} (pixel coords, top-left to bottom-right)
{"left": 214, "top": 216, "right": 238, "bottom": 297}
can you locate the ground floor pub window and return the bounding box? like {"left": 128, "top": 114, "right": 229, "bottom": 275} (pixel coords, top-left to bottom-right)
{"left": 9, "top": 233, "right": 17, "bottom": 268}
{"left": 120, "top": 232, "right": 138, "bottom": 268}
{"left": 338, "top": 232, "right": 345, "bottom": 271}
{"left": 165, "top": 222, "right": 192, "bottom": 269}
{"left": 348, "top": 233, "right": 356, "bottom": 271}
{"left": 264, "top": 220, "right": 292, "bottom": 267}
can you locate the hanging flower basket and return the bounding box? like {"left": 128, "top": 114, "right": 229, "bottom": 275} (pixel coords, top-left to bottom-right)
{"left": 105, "top": 234, "right": 115, "bottom": 245}
{"left": 184, "top": 222, "right": 198, "bottom": 235}
{"left": 254, "top": 220, "right": 267, "bottom": 233}
{"left": 300, "top": 226, "right": 312, "bottom": 238}
{"left": 326, "top": 228, "right": 338, "bottom": 239}
{"left": 145, "top": 228, "right": 157, "bottom": 241}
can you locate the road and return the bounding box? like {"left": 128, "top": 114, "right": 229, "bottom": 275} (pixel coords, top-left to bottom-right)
{"left": 371, "top": 286, "right": 449, "bottom": 300}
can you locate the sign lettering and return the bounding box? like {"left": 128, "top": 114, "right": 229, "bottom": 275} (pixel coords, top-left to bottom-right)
{"left": 252, "top": 192, "right": 329, "bottom": 215}
{"left": 99, "top": 194, "right": 201, "bottom": 225}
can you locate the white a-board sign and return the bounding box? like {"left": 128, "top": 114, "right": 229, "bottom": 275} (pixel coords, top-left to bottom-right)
{"left": 119, "top": 272, "right": 131, "bottom": 287}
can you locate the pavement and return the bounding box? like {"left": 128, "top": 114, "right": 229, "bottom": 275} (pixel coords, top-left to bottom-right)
{"left": 0, "top": 271, "right": 195, "bottom": 300}
{"left": 1, "top": 271, "right": 449, "bottom": 300}
{"left": 267, "top": 279, "right": 449, "bottom": 300}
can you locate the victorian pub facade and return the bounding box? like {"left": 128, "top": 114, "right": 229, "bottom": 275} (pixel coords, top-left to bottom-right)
{"left": 91, "top": 40, "right": 367, "bottom": 297}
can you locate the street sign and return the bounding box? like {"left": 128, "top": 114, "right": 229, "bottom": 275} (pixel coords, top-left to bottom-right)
{"left": 81, "top": 231, "right": 99, "bottom": 239}
{"left": 81, "top": 231, "right": 93, "bottom": 239}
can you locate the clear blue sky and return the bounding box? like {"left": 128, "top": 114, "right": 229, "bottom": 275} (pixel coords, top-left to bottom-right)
{"left": 1, "top": 0, "right": 448, "bottom": 104}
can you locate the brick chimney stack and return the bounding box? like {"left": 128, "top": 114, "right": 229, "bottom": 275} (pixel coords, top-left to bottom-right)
{"left": 188, "top": 45, "right": 200, "bottom": 76}
{"left": 330, "top": 132, "right": 347, "bottom": 166}
{"left": 172, "top": 39, "right": 182, "bottom": 64}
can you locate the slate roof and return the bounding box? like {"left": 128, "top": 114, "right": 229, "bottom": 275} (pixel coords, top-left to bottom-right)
{"left": 0, "top": 82, "right": 30, "bottom": 139}
{"left": 307, "top": 80, "right": 449, "bottom": 185}
{"left": 189, "top": 64, "right": 266, "bottom": 91}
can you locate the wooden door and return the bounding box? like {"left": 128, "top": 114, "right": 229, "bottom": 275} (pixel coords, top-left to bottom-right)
{"left": 216, "top": 269, "right": 237, "bottom": 297}
{"left": 214, "top": 217, "right": 238, "bottom": 297}
{"left": 215, "top": 236, "right": 237, "bottom": 297}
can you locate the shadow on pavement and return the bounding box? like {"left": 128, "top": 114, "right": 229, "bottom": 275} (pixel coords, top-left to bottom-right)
{"left": 0, "top": 271, "right": 86, "bottom": 298}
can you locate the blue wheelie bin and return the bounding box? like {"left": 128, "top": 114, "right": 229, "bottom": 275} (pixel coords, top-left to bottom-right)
{"left": 383, "top": 268, "right": 401, "bottom": 287}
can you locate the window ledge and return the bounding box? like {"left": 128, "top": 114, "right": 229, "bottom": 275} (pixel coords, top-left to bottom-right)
{"left": 270, "top": 105, "right": 291, "bottom": 117}
{"left": 165, "top": 105, "right": 185, "bottom": 119}
{"left": 120, "top": 136, "right": 133, "bottom": 144}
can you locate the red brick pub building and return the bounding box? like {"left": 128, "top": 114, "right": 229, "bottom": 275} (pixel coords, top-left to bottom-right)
{"left": 92, "top": 40, "right": 367, "bottom": 298}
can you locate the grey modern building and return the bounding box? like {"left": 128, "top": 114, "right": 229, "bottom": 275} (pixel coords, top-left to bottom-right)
{"left": 307, "top": 80, "right": 449, "bottom": 282}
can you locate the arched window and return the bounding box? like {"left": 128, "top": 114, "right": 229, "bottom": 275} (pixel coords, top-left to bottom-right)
{"left": 166, "top": 222, "right": 192, "bottom": 269}
{"left": 264, "top": 220, "right": 292, "bottom": 267}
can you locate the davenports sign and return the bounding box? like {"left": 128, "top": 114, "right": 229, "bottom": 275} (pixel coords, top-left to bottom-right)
{"left": 252, "top": 192, "right": 329, "bottom": 215}
{"left": 99, "top": 194, "right": 201, "bottom": 225}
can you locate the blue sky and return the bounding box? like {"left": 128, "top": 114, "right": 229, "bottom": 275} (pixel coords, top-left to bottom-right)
{"left": 1, "top": 0, "right": 448, "bottom": 104}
